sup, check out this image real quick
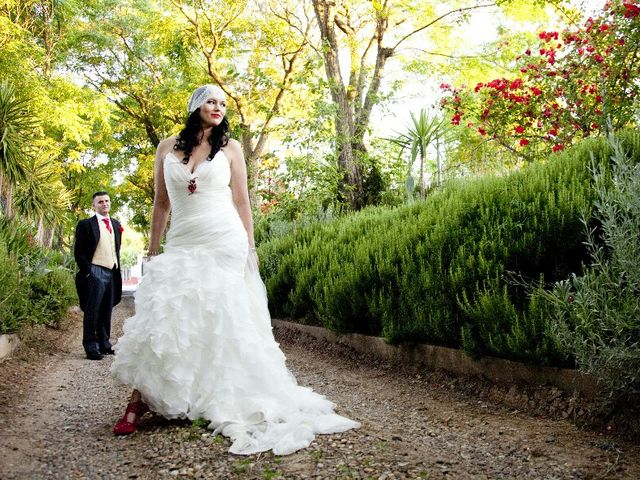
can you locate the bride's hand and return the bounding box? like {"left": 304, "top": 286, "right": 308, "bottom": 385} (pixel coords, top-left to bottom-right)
{"left": 250, "top": 247, "right": 259, "bottom": 267}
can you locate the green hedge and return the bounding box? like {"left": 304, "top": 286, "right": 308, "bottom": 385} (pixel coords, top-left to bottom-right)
{"left": 0, "top": 219, "right": 76, "bottom": 335}
{"left": 259, "top": 132, "right": 640, "bottom": 365}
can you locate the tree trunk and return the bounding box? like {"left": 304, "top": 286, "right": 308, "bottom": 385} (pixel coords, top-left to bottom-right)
{"left": 419, "top": 149, "right": 425, "bottom": 198}
{"left": 36, "top": 217, "right": 44, "bottom": 245}
{"left": 239, "top": 126, "right": 259, "bottom": 208}
{"left": 0, "top": 178, "right": 14, "bottom": 219}
{"left": 336, "top": 113, "right": 364, "bottom": 211}
{"left": 436, "top": 136, "right": 443, "bottom": 191}
{"left": 54, "top": 226, "right": 65, "bottom": 250}
{"left": 312, "top": 0, "right": 364, "bottom": 210}
{"left": 35, "top": 217, "right": 54, "bottom": 248}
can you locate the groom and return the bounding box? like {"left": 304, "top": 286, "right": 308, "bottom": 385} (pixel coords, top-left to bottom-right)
{"left": 74, "top": 191, "right": 123, "bottom": 360}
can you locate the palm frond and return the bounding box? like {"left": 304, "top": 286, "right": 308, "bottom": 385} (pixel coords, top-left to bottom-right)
{"left": 0, "top": 80, "right": 36, "bottom": 185}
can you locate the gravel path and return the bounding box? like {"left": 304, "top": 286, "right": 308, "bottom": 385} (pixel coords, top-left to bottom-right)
{"left": 1, "top": 296, "right": 639, "bottom": 479}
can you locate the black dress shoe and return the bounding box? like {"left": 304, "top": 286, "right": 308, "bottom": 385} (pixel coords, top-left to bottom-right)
{"left": 100, "top": 348, "right": 115, "bottom": 355}
{"left": 86, "top": 352, "right": 104, "bottom": 360}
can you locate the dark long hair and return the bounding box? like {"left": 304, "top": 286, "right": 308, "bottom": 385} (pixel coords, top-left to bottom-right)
{"left": 174, "top": 110, "right": 229, "bottom": 163}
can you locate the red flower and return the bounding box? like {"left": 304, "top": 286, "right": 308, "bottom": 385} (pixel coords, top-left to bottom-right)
{"left": 451, "top": 113, "right": 461, "bottom": 125}
{"left": 538, "top": 31, "right": 559, "bottom": 42}
{"left": 519, "top": 138, "right": 530, "bottom": 146}
{"left": 487, "top": 79, "right": 508, "bottom": 91}
{"left": 552, "top": 144, "right": 564, "bottom": 152}
{"left": 515, "top": 125, "right": 525, "bottom": 134}
{"left": 478, "top": 127, "right": 487, "bottom": 136}
{"left": 510, "top": 78, "right": 523, "bottom": 90}
{"left": 548, "top": 128, "right": 558, "bottom": 136}
{"left": 623, "top": 2, "right": 640, "bottom": 18}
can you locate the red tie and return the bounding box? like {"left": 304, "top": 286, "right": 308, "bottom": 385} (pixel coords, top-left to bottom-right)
{"left": 102, "top": 218, "right": 112, "bottom": 234}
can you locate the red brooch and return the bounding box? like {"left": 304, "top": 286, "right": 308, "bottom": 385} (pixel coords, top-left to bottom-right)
{"left": 188, "top": 178, "right": 197, "bottom": 194}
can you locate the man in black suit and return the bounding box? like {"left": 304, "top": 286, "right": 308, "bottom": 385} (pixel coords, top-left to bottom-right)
{"left": 74, "top": 191, "right": 123, "bottom": 360}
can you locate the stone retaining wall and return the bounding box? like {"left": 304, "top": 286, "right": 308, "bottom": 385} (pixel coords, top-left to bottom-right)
{"left": 272, "top": 320, "right": 599, "bottom": 399}
{"left": 0, "top": 334, "right": 20, "bottom": 363}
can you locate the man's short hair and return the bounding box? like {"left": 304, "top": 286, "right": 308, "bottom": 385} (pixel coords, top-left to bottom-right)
{"left": 92, "top": 191, "right": 109, "bottom": 199}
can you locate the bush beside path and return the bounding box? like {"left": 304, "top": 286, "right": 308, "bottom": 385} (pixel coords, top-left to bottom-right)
{"left": 1, "top": 299, "right": 639, "bottom": 479}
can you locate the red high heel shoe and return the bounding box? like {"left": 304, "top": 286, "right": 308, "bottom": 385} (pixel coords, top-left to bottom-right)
{"left": 113, "top": 400, "right": 149, "bottom": 436}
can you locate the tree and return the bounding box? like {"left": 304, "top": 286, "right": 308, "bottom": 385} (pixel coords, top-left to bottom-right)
{"left": 441, "top": 0, "right": 640, "bottom": 161}
{"left": 68, "top": 0, "right": 196, "bottom": 232}
{"left": 169, "top": 0, "right": 315, "bottom": 203}
{"left": 311, "top": 0, "right": 496, "bottom": 210}
{"left": 1, "top": 1, "right": 121, "bottom": 245}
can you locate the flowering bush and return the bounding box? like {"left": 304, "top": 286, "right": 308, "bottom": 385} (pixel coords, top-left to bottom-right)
{"left": 441, "top": 0, "right": 640, "bottom": 160}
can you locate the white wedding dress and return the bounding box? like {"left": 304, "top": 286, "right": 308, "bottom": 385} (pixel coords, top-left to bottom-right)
{"left": 111, "top": 150, "right": 359, "bottom": 455}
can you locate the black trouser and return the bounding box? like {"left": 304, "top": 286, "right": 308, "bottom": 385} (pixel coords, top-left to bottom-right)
{"left": 82, "top": 264, "right": 114, "bottom": 355}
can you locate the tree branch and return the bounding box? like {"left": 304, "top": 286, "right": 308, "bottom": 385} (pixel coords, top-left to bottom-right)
{"left": 392, "top": 2, "right": 496, "bottom": 51}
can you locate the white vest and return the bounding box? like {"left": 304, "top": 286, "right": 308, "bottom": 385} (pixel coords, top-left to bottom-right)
{"left": 92, "top": 218, "right": 118, "bottom": 269}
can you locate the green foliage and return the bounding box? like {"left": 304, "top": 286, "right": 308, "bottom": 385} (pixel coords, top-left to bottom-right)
{"left": 120, "top": 248, "right": 138, "bottom": 269}
{"left": 24, "top": 265, "right": 76, "bottom": 329}
{"left": 542, "top": 132, "right": 640, "bottom": 403}
{"left": 0, "top": 80, "right": 32, "bottom": 184}
{"left": 386, "top": 108, "right": 449, "bottom": 199}
{"left": 0, "top": 217, "right": 75, "bottom": 334}
{"left": 260, "top": 132, "right": 640, "bottom": 364}
{"left": 117, "top": 223, "right": 145, "bottom": 268}
{"left": 0, "top": 215, "right": 36, "bottom": 258}
{"left": 0, "top": 241, "right": 23, "bottom": 334}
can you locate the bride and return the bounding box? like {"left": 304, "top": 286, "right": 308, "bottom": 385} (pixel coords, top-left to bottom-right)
{"left": 110, "top": 84, "right": 359, "bottom": 455}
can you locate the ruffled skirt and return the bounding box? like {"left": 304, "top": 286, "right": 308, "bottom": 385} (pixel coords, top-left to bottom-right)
{"left": 111, "top": 246, "right": 359, "bottom": 455}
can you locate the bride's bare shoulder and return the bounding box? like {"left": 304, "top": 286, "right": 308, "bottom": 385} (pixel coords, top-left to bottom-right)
{"left": 224, "top": 138, "right": 243, "bottom": 158}
{"left": 156, "top": 136, "right": 178, "bottom": 160}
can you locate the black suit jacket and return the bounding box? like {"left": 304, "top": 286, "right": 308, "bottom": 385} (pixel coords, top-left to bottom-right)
{"left": 74, "top": 216, "right": 123, "bottom": 311}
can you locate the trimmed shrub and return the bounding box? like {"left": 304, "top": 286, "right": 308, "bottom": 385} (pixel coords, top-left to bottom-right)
{"left": 259, "top": 131, "right": 640, "bottom": 365}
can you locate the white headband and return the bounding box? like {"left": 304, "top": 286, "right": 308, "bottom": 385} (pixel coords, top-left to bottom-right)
{"left": 187, "top": 84, "right": 226, "bottom": 114}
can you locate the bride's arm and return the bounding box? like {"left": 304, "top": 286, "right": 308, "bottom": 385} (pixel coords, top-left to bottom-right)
{"left": 148, "top": 139, "right": 173, "bottom": 256}
{"left": 228, "top": 139, "right": 255, "bottom": 251}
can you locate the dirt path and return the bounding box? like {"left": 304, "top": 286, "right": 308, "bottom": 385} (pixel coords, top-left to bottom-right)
{"left": 1, "top": 297, "right": 639, "bottom": 479}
